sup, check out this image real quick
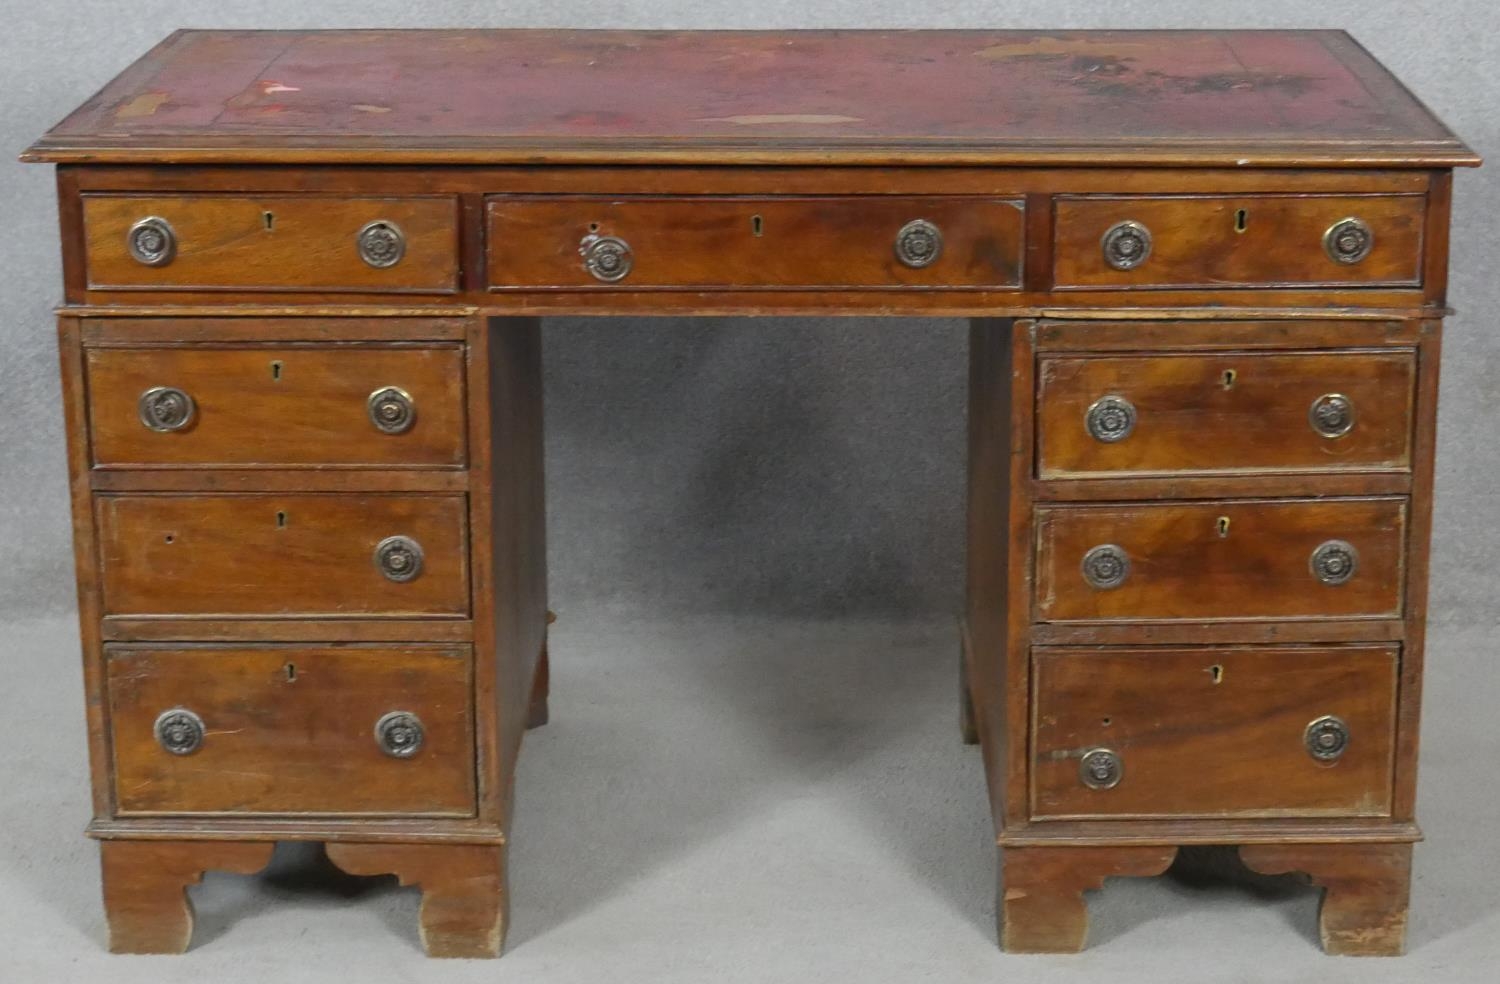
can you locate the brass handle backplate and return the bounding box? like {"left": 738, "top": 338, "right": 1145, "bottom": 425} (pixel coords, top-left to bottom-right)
{"left": 357, "top": 220, "right": 406, "bottom": 268}
{"left": 138, "top": 386, "right": 196, "bottom": 432}
{"left": 368, "top": 386, "right": 416, "bottom": 434}
{"left": 1310, "top": 540, "right": 1358, "bottom": 586}
{"left": 154, "top": 708, "right": 205, "bottom": 756}
{"left": 1086, "top": 395, "right": 1136, "bottom": 442}
{"left": 1305, "top": 715, "right": 1350, "bottom": 761}
{"left": 1309, "top": 393, "right": 1355, "bottom": 438}
{"left": 374, "top": 535, "right": 424, "bottom": 582}
{"left": 1079, "top": 748, "right": 1123, "bottom": 789}
{"left": 1324, "top": 217, "right": 1374, "bottom": 264}
{"left": 127, "top": 216, "right": 176, "bottom": 266}
{"left": 581, "top": 234, "right": 633, "bottom": 282}
{"left": 894, "top": 219, "right": 943, "bottom": 268}
{"left": 1101, "top": 220, "right": 1152, "bottom": 271}
{"left": 1081, "top": 544, "right": 1130, "bottom": 590}
{"left": 375, "top": 711, "right": 425, "bottom": 758}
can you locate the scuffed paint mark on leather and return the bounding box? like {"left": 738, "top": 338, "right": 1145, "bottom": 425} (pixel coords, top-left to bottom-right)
{"left": 696, "top": 114, "right": 862, "bottom": 126}
{"left": 115, "top": 91, "right": 170, "bottom": 119}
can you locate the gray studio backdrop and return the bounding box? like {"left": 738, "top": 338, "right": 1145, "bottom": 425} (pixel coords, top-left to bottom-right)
{"left": 3, "top": 1, "right": 1496, "bottom": 624}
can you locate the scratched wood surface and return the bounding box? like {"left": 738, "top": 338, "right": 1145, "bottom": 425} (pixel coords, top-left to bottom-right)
{"left": 23, "top": 29, "right": 1477, "bottom": 166}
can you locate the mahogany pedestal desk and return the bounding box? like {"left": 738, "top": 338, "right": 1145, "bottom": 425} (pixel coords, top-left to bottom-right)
{"left": 23, "top": 29, "right": 1478, "bottom": 959}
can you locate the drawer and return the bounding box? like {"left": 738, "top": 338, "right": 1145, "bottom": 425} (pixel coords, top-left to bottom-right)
{"left": 107, "top": 645, "right": 475, "bottom": 816}
{"left": 86, "top": 344, "right": 468, "bottom": 468}
{"left": 1053, "top": 194, "right": 1424, "bottom": 289}
{"left": 97, "top": 493, "right": 469, "bottom": 617}
{"left": 1030, "top": 645, "right": 1398, "bottom": 819}
{"left": 486, "top": 196, "right": 1024, "bottom": 289}
{"left": 82, "top": 195, "right": 460, "bottom": 292}
{"left": 1036, "top": 349, "right": 1416, "bottom": 478}
{"left": 1035, "top": 498, "right": 1405, "bottom": 622}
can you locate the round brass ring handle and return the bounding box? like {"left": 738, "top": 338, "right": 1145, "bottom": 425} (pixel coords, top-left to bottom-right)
{"left": 1305, "top": 715, "right": 1350, "bottom": 761}
{"left": 895, "top": 219, "right": 944, "bottom": 268}
{"left": 1101, "top": 220, "right": 1152, "bottom": 271}
{"left": 1309, "top": 393, "right": 1356, "bottom": 439}
{"left": 1086, "top": 395, "right": 1137, "bottom": 443}
{"left": 138, "top": 386, "right": 196, "bottom": 432}
{"left": 368, "top": 386, "right": 416, "bottom": 434}
{"left": 1324, "top": 217, "right": 1374, "bottom": 265}
{"left": 1081, "top": 544, "right": 1130, "bottom": 590}
{"left": 357, "top": 220, "right": 407, "bottom": 268}
{"left": 154, "top": 708, "right": 205, "bottom": 756}
{"left": 375, "top": 711, "right": 425, "bottom": 758}
{"left": 581, "top": 234, "right": 633, "bottom": 282}
{"left": 1079, "top": 748, "right": 1123, "bottom": 790}
{"left": 374, "top": 535, "right": 424, "bottom": 583}
{"left": 127, "top": 216, "right": 176, "bottom": 267}
{"left": 1310, "top": 539, "right": 1358, "bottom": 586}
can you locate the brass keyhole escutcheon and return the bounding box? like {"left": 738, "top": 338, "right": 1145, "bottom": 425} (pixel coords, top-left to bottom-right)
{"left": 1234, "top": 208, "right": 1249, "bottom": 233}
{"left": 1222, "top": 368, "right": 1237, "bottom": 389}
{"left": 270, "top": 360, "right": 283, "bottom": 381}
{"left": 1217, "top": 516, "right": 1231, "bottom": 538}
{"left": 751, "top": 214, "right": 764, "bottom": 237}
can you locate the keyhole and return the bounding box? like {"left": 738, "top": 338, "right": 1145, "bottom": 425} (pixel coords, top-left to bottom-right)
{"left": 1217, "top": 516, "right": 1231, "bottom": 538}
{"left": 285, "top": 662, "right": 297, "bottom": 682}
{"left": 164, "top": 534, "right": 175, "bottom": 544}
{"left": 1234, "top": 208, "right": 1248, "bottom": 233}
{"left": 751, "top": 214, "right": 764, "bottom": 237}
{"left": 270, "top": 360, "right": 283, "bottom": 381}
{"left": 1209, "top": 664, "right": 1225, "bottom": 684}
{"left": 263, "top": 210, "right": 275, "bottom": 231}
{"left": 588, "top": 222, "right": 600, "bottom": 233}
{"left": 275, "top": 510, "right": 287, "bottom": 529}
{"left": 1222, "top": 369, "right": 1237, "bottom": 389}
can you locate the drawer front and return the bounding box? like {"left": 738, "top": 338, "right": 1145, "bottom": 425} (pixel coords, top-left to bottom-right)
{"left": 1035, "top": 498, "right": 1405, "bottom": 622}
{"left": 97, "top": 493, "right": 470, "bottom": 617}
{"left": 83, "top": 195, "right": 460, "bottom": 292}
{"left": 1037, "top": 350, "right": 1416, "bottom": 478}
{"left": 1031, "top": 645, "right": 1397, "bottom": 819}
{"left": 486, "top": 196, "right": 1024, "bottom": 289}
{"left": 108, "top": 645, "right": 475, "bottom": 816}
{"left": 1053, "top": 195, "right": 1424, "bottom": 289}
{"left": 87, "top": 344, "right": 468, "bottom": 468}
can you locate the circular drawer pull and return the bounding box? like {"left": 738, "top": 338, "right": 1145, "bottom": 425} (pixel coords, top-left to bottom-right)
{"left": 1324, "top": 217, "right": 1373, "bottom": 265}
{"left": 375, "top": 711, "right": 425, "bottom": 758}
{"left": 138, "top": 386, "right": 196, "bottom": 432}
{"left": 1305, "top": 715, "right": 1350, "bottom": 761}
{"left": 374, "top": 535, "right": 424, "bottom": 582}
{"left": 894, "top": 218, "right": 943, "bottom": 268}
{"left": 1101, "top": 220, "right": 1152, "bottom": 271}
{"left": 581, "top": 234, "right": 633, "bottom": 282}
{"left": 127, "top": 216, "right": 176, "bottom": 267}
{"left": 1308, "top": 393, "right": 1355, "bottom": 438}
{"left": 368, "top": 386, "right": 416, "bottom": 434}
{"left": 154, "top": 708, "right": 205, "bottom": 756}
{"left": 1085, "top": 395, "right": 1136, "bottom": 443}
{"left": 1079, "top": 748, "right": 1123, "bottom": 790}
{"left": 1310, "top": 539, "right": 1358, "bottom": 586}
{"left": 357, "top": 220, "right": 406, "bottom": 268}
{"left": 1081, "top": 544, "right": 1130, "bottom": 590}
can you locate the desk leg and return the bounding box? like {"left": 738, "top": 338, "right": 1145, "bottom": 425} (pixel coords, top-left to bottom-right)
{"left": 100, "top": 839, "right": 275, "bottom": 953}
{"left": 1000, "top": 844, "right": 1179, "bottom": 952}
{"left": 1240, "top": 843, "right": 1412, "bottom": 956}
{"left": 327, "top": 842, "right": 508, "bottom": 958}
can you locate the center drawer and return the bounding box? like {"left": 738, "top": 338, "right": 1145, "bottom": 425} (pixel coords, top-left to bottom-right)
{"left": 96, "top": 493, "right": 470, "bottom": 618}
{"left": 486, "top": 195, "right": 1025, "bottom": 289}
{"left": 1030, "top": 645, "right": 1398, "bottom": 820}
{"left": 86, "top": 344, "right": 468, "bottom": 468}
{"left": 107, "top": 644, "right": 476, "bottom": 816}
{"left": 1035, "top": 498, "right": 1406, "bottom": 622}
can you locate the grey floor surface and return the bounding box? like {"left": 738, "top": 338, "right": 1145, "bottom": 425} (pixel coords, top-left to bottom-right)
{"left": 1, "top": 613, "right": 1496, "bottom": 982}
